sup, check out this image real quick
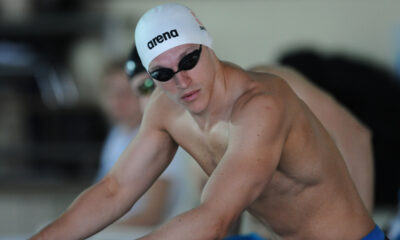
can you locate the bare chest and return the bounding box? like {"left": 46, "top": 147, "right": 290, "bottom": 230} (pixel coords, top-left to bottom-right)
{"left": 170, "top": 120, "right": 230, "bottom": 176}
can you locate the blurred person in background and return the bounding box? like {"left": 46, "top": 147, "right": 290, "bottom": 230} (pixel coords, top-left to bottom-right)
{"left": 96, "top": 55, "right": 189, "bottom": 228}
{"left": 96, "top": 60, "right": 142, "bottom": 185}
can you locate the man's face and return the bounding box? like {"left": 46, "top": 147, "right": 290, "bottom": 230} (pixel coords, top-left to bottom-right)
{"left": 148, "top": 44, "right": 216, "bottom": 114}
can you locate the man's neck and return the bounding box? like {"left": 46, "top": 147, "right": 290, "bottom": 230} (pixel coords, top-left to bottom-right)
{"left": 191, "top": 63, "right": 241, "bottom": 131}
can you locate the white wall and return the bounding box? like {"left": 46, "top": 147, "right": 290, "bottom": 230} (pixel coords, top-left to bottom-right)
{"left": 104, "top": 0, "right": 400, "bottom": 70}
{"left": 69, "top": 0, "right": 400, "bottom": 103}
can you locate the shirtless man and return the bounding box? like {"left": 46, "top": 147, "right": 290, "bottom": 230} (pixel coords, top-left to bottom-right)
{"left": 126, "top": 47, "right": 374, "bottom": 239}
{"left": 31, "top": 3, "right": 383, "bottom": 240}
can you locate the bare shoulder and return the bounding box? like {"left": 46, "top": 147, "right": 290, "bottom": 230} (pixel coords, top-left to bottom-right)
{"left": 250, "top": 64, "right": 312, "bottom": 88}
{"left": 230, "top": 74, "right": 292, "bottom": 126}
{"left": 249, "top": 64, "right": 330, "bottom": 98}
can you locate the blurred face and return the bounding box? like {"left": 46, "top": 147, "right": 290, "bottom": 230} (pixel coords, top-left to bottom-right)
{"left": 103, "top": 70, "right": 141, "bottom": 126}
{"left": 130, "top": 71, "right": 154, "bottom": 112}
{"left": 148, "top": 44, "right": 216, "bottom": 114}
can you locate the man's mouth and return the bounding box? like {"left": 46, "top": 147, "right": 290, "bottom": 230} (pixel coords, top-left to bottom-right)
{"left": 181, "top": 89, "right": 200, "bottom": 102}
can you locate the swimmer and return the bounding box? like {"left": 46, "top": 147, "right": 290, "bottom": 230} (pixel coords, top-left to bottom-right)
{"left": 127, "top": 48, "right": 375, "bottom": 239}
{"left": 30, "top": 3, "right": 385, "bottom": 240}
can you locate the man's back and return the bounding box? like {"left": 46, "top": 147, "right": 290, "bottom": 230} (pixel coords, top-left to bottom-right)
{"left": 147, "top": 63, "right": 374, "bottom": 239}
{"left": 248, "top": 70, "right": 373, "bottom": 239}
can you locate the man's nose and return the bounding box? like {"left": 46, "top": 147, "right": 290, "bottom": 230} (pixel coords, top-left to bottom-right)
{"left": 173, "top": 71, "right": 192, "bottom": 89}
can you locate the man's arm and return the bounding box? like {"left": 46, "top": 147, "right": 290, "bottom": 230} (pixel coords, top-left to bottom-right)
{"left": 30, "top": 104, "right": 178, "bottom": 240}
{"left": 118, "top": 179, "right": 171, "bottom": 226}
{"left": 138, "top": 94, "right": 290, "bottom": 240}
{"left": 250, "top": 65, "right": 374, "bottom": 212}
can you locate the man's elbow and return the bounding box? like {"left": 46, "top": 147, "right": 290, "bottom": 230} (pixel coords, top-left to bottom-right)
{"left": 197, "top": 204, "right": 235, "bottom": 239}
{"left": 98, "top": 175, "right": 122, "bottom": 197}
{"left": 202, "top": 219, "right": 230, "bottom": 240}
{"left": 97, "top": 175, "right": 133, "bottom": 206}
{"left": 212, "top": 218, "right": 231, "bottom": 240}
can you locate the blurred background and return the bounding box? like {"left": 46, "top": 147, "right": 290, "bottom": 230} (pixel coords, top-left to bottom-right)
{"left": 0, "top": 0, "right": 399, "bottom": 239}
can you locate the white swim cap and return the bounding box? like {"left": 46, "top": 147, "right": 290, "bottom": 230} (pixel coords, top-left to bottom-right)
{"left": 135, "top": 3, "right": 213, "bottom": 70}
